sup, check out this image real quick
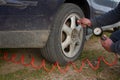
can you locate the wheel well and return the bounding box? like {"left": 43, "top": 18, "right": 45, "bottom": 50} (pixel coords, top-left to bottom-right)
{"left": 64, "top": 0, "right": 90, "bottom": 18}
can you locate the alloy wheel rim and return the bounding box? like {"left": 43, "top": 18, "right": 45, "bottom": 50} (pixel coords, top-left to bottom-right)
{"left": 61, "top": 13, "right": 83, "bottom": 58}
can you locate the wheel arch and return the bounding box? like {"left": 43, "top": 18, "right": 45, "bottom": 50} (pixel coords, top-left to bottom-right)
{"left": 64, "top": 0, "right": 91, "bottom": 18}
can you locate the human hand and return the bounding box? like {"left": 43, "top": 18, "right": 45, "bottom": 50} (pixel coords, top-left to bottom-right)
{"left": 100, "top": 35, "right": 113, "bottom": 52}
{"left": 77, "top": 18, "right": 92, "bottom": 27}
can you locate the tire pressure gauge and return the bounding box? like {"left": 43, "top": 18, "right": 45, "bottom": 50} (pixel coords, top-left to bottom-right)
{"left": 93, "top": 27, "right": 107, "bottom": 41}
{"left": 93, "top": 27, "right": 103, "bottom": 36}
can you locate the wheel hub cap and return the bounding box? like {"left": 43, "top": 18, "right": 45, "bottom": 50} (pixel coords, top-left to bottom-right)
{"left": 71, "top": 29, "right": 79, "bottom": 42}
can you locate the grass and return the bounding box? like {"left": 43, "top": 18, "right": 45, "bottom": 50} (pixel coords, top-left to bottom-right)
{"left": 0, "top": 69, "right": 48, "bottom": 80}
{"left": 0, "top": 32, "right": 119, "bottom": 80}
{"left": 77, "top": 32, "right": 114, "bottom": 74}
{"left": 79, "top": 49, "right": 105, "bottom": 74}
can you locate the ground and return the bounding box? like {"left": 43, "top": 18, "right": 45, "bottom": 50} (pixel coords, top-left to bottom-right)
{"left": 0, "top": 33, "right": 120, "bottom": 80}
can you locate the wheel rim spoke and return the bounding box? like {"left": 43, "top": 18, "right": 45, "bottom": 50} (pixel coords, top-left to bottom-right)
{"left": 77, "top": 38, "right": 82, "bottom": 46}
{"left": 69, "top": 42, "right": 76, "bottom": 57}
{"left": 76, "top": 25, "right": 82, "bottom": 32}
{"left": 62, "top": 24, "right": 72, "bottom": 35}
{"left": 70, "top": 16, "right": 76, "bottom": 29}
{"left": 62, "top": 36, "right": 71, "bottom": 50}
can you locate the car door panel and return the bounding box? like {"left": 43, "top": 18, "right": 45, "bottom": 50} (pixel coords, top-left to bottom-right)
{"left": 112, "top": 0, "right": 120, "bottom": 7}
{"left": 91, "top": 0, "right": 115, "bottom": 16}
{"left": 0, "top": 0, "right": 64, "bottom": 31}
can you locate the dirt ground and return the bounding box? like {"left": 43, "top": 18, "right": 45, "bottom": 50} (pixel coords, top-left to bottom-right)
{"left": 0, "top": 36, "right": 120, "bottom": 80}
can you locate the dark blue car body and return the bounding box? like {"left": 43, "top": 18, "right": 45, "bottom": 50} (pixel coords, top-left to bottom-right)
{"left": 0, "top": 0, "right": 119, "bottom": 48}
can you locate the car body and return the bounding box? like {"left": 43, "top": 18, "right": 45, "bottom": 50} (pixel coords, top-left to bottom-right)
{"left": 0, "top": 0, "right": 119, "bottom": 65}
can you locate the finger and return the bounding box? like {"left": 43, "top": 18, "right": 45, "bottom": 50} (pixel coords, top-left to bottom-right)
{"left": 77, "top": 20, "right": 81, "bottom": 24}
{"left": 87, "top": 23, "right": 91, "bottom": 27}
{"left": 81, "top": 24, "right": 87, "bottom": 27}
{"left": 100, "top": 39, "right": 106, "bottom": 47}
{"left": 100, "top": 39, "right": 108, "bottom": 46}
{"left": 103, "top": 35, "right": 108, "bottom": 39}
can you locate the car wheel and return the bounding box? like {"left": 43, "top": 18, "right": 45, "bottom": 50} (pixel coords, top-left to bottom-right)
{"left": 41, "top": 3, "right": 86, "bottom": 65}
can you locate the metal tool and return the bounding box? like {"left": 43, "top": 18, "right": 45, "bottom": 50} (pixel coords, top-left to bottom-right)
{"left": 93, "top": 27, "right": 107, "bottom": 41}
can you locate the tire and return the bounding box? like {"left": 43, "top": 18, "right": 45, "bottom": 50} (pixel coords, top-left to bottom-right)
{"left": 41, "top": 3, "right": 86, "bottom": 65}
